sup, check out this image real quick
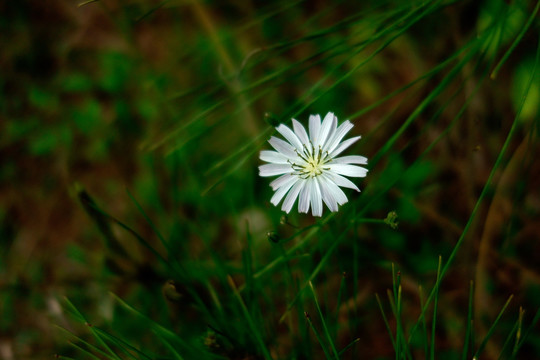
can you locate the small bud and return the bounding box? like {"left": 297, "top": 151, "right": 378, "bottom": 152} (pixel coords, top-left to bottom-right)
{"left": 384, "top": 211, "right": 399, "bottom": 230}
{"left": 203, "top": 330, "right": 219, "bottom": 350}
{"left": 163, "top": 280, "right": 183, "bottom": 302}
{"left": 264, "top": 112, "right": 280, "bottom": 127}
{"left": 267, "top": 231, "right": 280, "bottom": 243}
{"left": 280, "top": 215, "right": 288, "bottom": 225}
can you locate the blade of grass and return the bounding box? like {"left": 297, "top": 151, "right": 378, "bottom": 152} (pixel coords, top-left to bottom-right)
{"left": 418, "top": 286, "right": 428, "bottom": 357}
{"left": 376, "top": 293, "right": 396, "bottom": 351}
{"left": 156, "top": 333, "right": 185, "bottom": 360}
{"left": 227, "top": 275, "right": 273, "bottom": 360}
{"left": 490, "top": 0, "right": 540, "bottom": 79}
{"left": 94, "top": 327, "right": 152, "bottom": 360}
{"left": 461, "top": 281, "right": 474, "bottom": 360}
{"left": 510, "top": 307, "right": 525, "bottom": 359}
{"left": 338, "top": 337, "right": 360, "bottom": 357}
{"left": 111, "top": 293, "right": 194, "bottom": 353}
{"left": 308, "top": 281, "right": 340, "bottom": 360}
{"left": 334, "top": 272, "right": 347, "bottom": 341}
{"left": 63, "top": 298, "right": 121, "bottom": 360}
{"left": 408, "top": 33, "right": 540, "bottom": 343}
{"left": 56, "top": 326, "right": 111, "bottom": 360}
{"left": 497, "top": 311, "right": 521, "bottom": 360}
{"left": 429, "top": 256, "right": 442, "bottom": 360}
{"left": 472, "top": 295, "right": 514, "bottom": 359}
{"left": 513, "top": 308, "right": 540, "bottom": 357}
{"left": 279, "top": 230, "right": 344, "bottom": 323}
{"left": 126, "top": 189, "right": 186, "bottom": 275}
{"left": 68, "top": 340, "right": 102, "bottom": 360}
{"left": 305, "top": 311, "right": 333, "bottom": 360}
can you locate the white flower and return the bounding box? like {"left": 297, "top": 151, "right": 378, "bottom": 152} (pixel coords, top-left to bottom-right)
{"left": 259, "top": 112, "right": 368, "bottom": 217}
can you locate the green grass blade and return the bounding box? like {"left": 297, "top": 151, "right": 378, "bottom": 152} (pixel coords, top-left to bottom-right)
{"left": 472, "top": 295, "right": 514, "bottom": 359}
{"left": 94, "top": 327, "right": 152, "bottom": 360}
{"left": 490, "top": 0, "right": 540, "bottom": 79}
{"left": 305, "top": 311, "right": 333, "bottom": 360}
{"left": 308, "top": 281, "right": 340, "bottom": 360}
{"left": 279, "top": 232, "right": 343, "bottom": 322}
{"left": 56, "top": 326, "right": 111, "bottom": 360}
{"left": 375, "top": 293, "right": 396, "bottom": 351}
{"left": 461, "top": 281, "right": 474, "bottom": 360}
{"left": 338, "top": 337, "right": 360, "bottom": 357}
{"left": 68, "top": 340, "right": 103, "bottom": 360}
{"left": 63, "top": 298, "right": 122, "bottom": 360}
{"left": 334, "top": 272, "right": 347, "bottom": 341}
{"left": 408, "top": 32, "right": 540, "bottom": 343}
{"left": 513, "top": 308, "right": 540, "bottom": 357}
{"left": 497, "top": 312, "right": 521, "bottom": 360}
{"left": 227, "top": 275, "right": 273, "bottom": 360}
{"left": 429, "top": 256, "right": 442, "bottom": 360}
{"left": 155, "top": 333, "right": 186, "bottom": 360}
{"left": 510, "top": 307, "right": 526, "bottom": 359}
{"left": 418, "top": 286, "right": 428, "bottom": 357}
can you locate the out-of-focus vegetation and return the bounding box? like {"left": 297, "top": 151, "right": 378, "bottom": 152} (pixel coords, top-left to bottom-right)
{"left": 0, "top": 0, "right": 539, "bottom": 359}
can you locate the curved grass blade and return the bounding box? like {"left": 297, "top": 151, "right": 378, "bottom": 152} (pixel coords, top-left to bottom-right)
{"left": 407, "top": 31, "right": 540, "bottom": 345}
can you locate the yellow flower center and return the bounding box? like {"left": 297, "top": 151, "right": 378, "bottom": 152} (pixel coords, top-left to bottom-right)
{"left": 290, "top": 144, "right": 331, "bottom": 178}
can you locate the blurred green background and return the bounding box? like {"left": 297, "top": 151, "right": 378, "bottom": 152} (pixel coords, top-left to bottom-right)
{"left": 0, "top": 0, "right": 539, "bottom": 359}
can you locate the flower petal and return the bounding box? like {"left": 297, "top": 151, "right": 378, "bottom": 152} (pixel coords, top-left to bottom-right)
{"left": 270, "top": 176, "right": 299, "bottom": 205}
{"left": 298, "top": 178, "right": 312, "bottom": 213}
{"left": 260, "top": 150, "right": 289, "bottom": 164}
{"left": 331, "top": 155, "right": 368, "bottom": 165}
{"left": 324, "top": 120, "right": 354, "bottom": 153}
{"left": 327, "top": 164, "right": 368, "bottom": 177}
{"left": 329, "top": 135, "right": 361, "bottom": 157}
{"left": 310, "top": 178, "right": 323, "bottom": 217}
{"left": 268, "top": 136, "right": 297, "bottom": 158}
{"left": 282, "top": 180, "right": 305, "bottom": 213}
{"left": 321, "top": 175, "right": 349, "bottom": 205}
{"left": 318, "top": 177, "right": 339, "bottom": 212}
{"left": 325, "top": 171, "right": 360, "bottom": 191}
{"left": 276, "top": 124, "right": 303, "bottom": 151}
{"left": 270, "top": 173, "right": 295, "bottom": 190}
{"left": 292, "top": 119, "right": 309, "bottom": 146}
{"left": 259, "top": 164, "right": 294, "bottom": 177}
{"left": 309, "top": 114, "right": 321, "bottom": 146}
{"left": 315, "top": 112, "right": 337, "bottom": 149}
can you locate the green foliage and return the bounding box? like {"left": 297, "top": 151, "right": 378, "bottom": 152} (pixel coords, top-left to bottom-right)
{"left": 1, "top": 0, "right": 539, "bottom": 359}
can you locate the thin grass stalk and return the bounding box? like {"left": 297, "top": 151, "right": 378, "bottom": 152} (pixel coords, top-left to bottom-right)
{"left": 227, "top": 275, "right": 273, "bottom": 360}
{"left": 376, "top": 293, "right": 397, "bottom": 351}
{"left": 429, "top": 257, "right": 442, "bottom": 360}
{"left": 308, "top": 281, "right": 340, "bottom": 360}
{"left": 472, "top": 295, "right": 514, "bottom": 359}
{"left": 305, "top": 311, "right": 334, "bottom": 360}
{"left": 408, "top": 33, "right": 540, "bottom": 343}
{"left": 461, "top": 281, "right": 474, "bottom": 360}
{"left": 418, "top": 286, "right": 429, "bottom": 357}
{"left": 510, "top": 307, "right": 525, "bottom": 359}
{"left": 490, "top": 0, "right": 540, "bottom": 79}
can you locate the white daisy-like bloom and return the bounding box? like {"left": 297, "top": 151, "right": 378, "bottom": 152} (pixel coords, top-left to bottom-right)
{"left": 259, "top": 112, "right": 368, "bottom": 217}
